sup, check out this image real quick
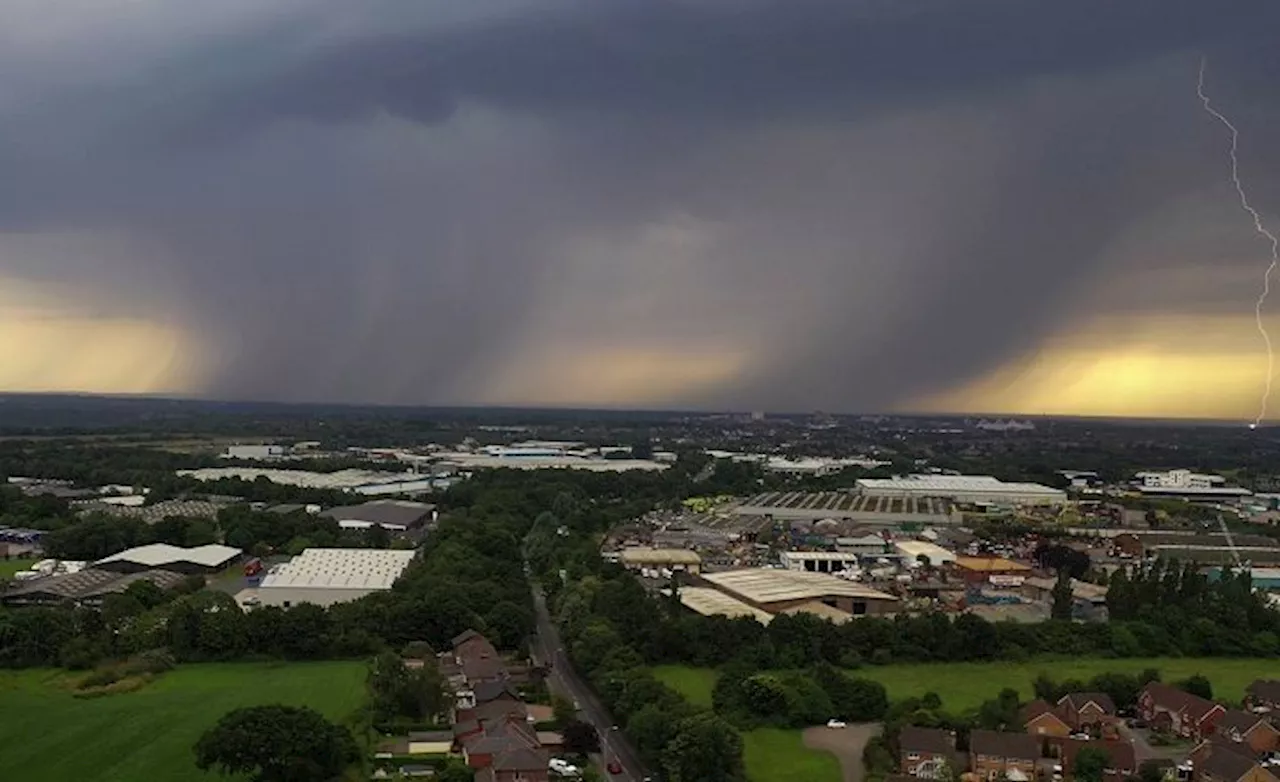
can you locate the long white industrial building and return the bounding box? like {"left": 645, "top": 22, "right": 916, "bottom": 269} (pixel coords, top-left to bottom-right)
{"left": 856, "top": 474, "right": 1065, "bottom": 505}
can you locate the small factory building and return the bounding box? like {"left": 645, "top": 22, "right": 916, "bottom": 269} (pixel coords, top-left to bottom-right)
{"left": 618, "top": 547, "right": 702, "bottom": 574}
{"left": 895, "top": 540, "right": 957, "bottom": 567}
{"left": 952, "top": 556, "right": 1033, "bottom": 585}
{"left": 699, "top": 568, "right": 898, "bottom": 616}
{"left": 94, "top": 543, "right": 243, "bottom": 575}
{"left": 318, "top": 500, "right": 436, "bottom": 531}
{"left": 779, "top": 550, "right": 861, "bottom": 574}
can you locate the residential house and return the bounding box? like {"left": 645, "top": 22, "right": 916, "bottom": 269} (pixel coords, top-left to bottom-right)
{"left": 456, "top": 698, "right": 530, "bottom": 728}
{"left": 458, "top": 717, "right": 546, "bottom": 770}
{"left": 898, "top": 726, "right": 959, "bottom": 778}
{"left": 473, "top": 745, "right": 551, "bottom": 782}
{"left": 1138, "top": 683, "right": 1226, "bottom": 741}
{"left": 1216, "top": 710, "right": 1280, "bottom": 755}
{"left": 970, "top": 730, "right": 1040, "bottom": 782}
{"left": 1192, "top": 739, "right": 1280, "bottom": 782}
{"left": 1245, "top": 681, "right": 1280, "bottom": 713}
{"left": 446, "top": 628, "right": 551, "bottom": 782}
{"left": 452, "top": 630, "right": 507, "bottom": 684}
{"left": 1022, "top": 700, "right": 1072, "bottom": 738}
{"left": 1058, "top": 693, "right": 1119, "bottom": 737}
{"left": 1059, "top": 739, "right": 1137, "bottom": 782}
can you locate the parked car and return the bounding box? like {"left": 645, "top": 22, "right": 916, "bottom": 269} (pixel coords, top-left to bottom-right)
{"left": 607, "top": 760, "right": 623, "bottom": 774}
{"left": 826, "top": 719, "right": 847, "bottom": 729}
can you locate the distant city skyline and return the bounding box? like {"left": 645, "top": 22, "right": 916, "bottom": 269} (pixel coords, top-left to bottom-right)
{"left": 0, "top": 1, "right": 1278, "bottom": 420}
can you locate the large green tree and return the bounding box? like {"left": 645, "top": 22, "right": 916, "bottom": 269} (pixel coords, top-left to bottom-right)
{"left": 662, "top": 713, "right": 746, "bottom": 782}
{"left": 193, "top": 705, "right": 357, "bottom": 782}
{"left": 1073, "top": 746, "right": 1110, "bottom": 782}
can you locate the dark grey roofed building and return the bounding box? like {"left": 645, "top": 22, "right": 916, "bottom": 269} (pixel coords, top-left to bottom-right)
{"left": 2, "top": 568, "right": 187, "bottom": 605}
{"left": 319, "top": 500, "right": 436, "bottom": 529}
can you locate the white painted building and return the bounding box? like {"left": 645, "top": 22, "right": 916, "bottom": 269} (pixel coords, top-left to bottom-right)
{"left": 1136, "top": 469, "right": 1222, "bottom": 489}
{"left": 1133, "top": 470, "right": 1251, "bottom": 498}
{"left": 779, "top": 550, "right": 862, "bottom": 573}
{"left": 857, "top": 474, "right": 1065, "bottom": 505}
{"left": 894, "top": 540, "right": 957, "bottom": 566}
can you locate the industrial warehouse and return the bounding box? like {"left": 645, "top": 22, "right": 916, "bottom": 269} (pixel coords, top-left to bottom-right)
{"left": 696, "top": 568, "right": 899, "bottom": 618}
{"left": 855, "top": 474, "right": 1067, "bottom": 505}
{"left": 235, "top": 548, "right": 417, "bottom": 608}
{"left": 94, "top": 543, "right": 243, "bottom": 574}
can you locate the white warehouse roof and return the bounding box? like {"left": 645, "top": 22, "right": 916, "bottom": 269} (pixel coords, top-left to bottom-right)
{"left": 857, "top": 474, "right": 1065, "bottom": 502}
{"left": 701, "top": 568, "right": 897, "bottom": 605}
{"left": 678, "top": 587, "right": 774, "bottom": 625}
{"left": 259, "top": 548, "right": 415, "bottom": 590}
{"left": 95, "top": 543, "right": 242, "bottom": 569}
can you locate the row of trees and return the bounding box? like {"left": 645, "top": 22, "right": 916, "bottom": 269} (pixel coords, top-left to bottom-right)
{"left": 553, "top": 571, "right": 747, "bottom": 782}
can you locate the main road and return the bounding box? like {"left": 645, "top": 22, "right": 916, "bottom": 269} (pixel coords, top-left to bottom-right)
{"left": 530, "top": 583, "right": 653, "bottom": 782}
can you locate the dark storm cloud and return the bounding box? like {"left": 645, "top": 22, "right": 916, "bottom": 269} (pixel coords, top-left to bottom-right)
{"left": 189, "top": 1, "right": 1248, "bottom": 126}
{"left": 2, "top": 0, "right": 1280, "bottom": 410}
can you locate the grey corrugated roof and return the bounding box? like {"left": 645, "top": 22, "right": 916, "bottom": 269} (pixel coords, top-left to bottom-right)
{"left": 318, "top": 500, "right": 435, "bottom": 527}
{"left": 2, "top": 568, "right": 186, "bottom": 602}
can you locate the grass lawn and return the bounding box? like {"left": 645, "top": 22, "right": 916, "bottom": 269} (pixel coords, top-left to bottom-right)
{"left": 0, "top": 661, "right": 367, "bottom": 782}
{"left": 0, "top": 558, "right": 37, "bottom": 579}
{"left": 654, "top": 657, "right": 1273, "bottom": 713}
{"left": 742, "top": 728, "right": 841, "bottom": 782}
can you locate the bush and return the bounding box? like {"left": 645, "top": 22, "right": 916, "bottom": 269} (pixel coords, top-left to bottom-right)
{"left": 73, "top": 674, "right": 155, "bottom": 699}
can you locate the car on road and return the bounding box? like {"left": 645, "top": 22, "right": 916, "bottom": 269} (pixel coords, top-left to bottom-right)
{"left": 826, "top": 719, "right": 847, "bottom": 729}
{"left": 607, "top": 760, "right": 623, "bottom": 774}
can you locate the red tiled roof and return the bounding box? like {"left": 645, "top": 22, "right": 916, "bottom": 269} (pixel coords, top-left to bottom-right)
{"left": 1142, "top": 682, "right": 1222, "bottom": 723}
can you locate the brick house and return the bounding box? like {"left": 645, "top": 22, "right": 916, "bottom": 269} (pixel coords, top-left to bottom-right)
{"left": 1192, "top": 739, "right": 1280, "bottom": 782}
{"left": 1245, "top": 681, "right": 1280, "bottom": 713}
{"left": 1058, "top": 693, "right": 1119, "bottom": 736}
{"left": 970, "top": 730, "right": 1040, "bottom": 782}
{"left": 1059, "top": 739, "right": 1137, "bottom": 782}
{"left": 446, "top": 628, "right": 552, "bottom": 782}
{"left": 458, "top": 717, "right": 547, "bottom": 771}
{"left": 898, "top": 726, "right": 958, "bottom": 778}
{"left": 473, "top": 745, "right": 552, "bottom": 782}
{"left": 1023, "top": 700, "right": 1073, "bottom": 738}
{"left": 1215, "top": 710, "right": 1280, "bottom": 756}
{"left": 1138, "top": 683, "right": 1226, "bottom": 741}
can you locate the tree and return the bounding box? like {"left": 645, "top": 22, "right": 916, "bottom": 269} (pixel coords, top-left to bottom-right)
{"left": 1074, "top": 746, "right": 1110, "bottom": 782}
{"left": 193, "top": 704, "right": 357, "bottom": 782}
{"left": 562, "top": 719, "right": 601, "bottom": 755}
{"left": 1052, "top": 570, "right": 1075, "bottom": 620}
{"left": 662, "top": 713, "right": 746, "bottom": 782}
{"left": 363, "top": 523, "right": 391, "bottom": 549}
{"left": 552, "top": 694, "right": 577, "bottom": 727}
{"left": 1137, "top": 760, "right": 1166, "bottom": 782}
{"left": 436, "top": 758, "right": 476, "bottom": 782}
{"left": 1177, "top": 674, "right": 1212, "bottom": 701}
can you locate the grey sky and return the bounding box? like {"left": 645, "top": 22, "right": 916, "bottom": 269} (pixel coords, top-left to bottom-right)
{"left": 1, "top": 0, "right": 1278, "bottom": 411}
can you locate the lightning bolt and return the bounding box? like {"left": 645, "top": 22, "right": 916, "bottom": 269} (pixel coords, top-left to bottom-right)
{"left": 1197, "top": 57, "right": 1280, "bottom": 430}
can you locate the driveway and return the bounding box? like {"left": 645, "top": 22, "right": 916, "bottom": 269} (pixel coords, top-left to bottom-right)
{"left": 1117, "top": 722, "right": 1190, "bottom": 763}
{"left": 803, "top": 723, "right": 882, "bottom": 782}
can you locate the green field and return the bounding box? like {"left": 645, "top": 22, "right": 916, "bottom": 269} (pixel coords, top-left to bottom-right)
{"left": 0, "top": 558, "right": 37, "bottom": 579}
{"left": 654, "top": 657, "right": 1274, "bottom": 712}
{"left": 0, "top": 661, "right": 368, "bottom": 782}
{"left": 743, "top": 728, "right": 841, "bottom": 782}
